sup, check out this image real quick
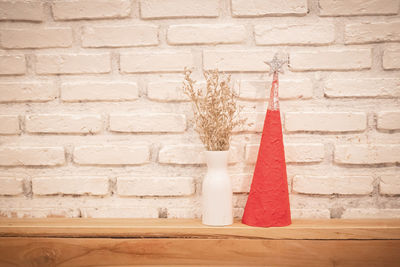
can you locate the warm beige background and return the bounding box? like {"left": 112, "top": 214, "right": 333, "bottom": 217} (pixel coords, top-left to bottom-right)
{"left": 0, "top": 0, "right": 399, "bottom": 219}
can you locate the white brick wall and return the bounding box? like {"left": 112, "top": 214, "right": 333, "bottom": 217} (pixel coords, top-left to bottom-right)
{"left": 383, "top": 48, "right": 400, "bottom": 70}
{"left": 318, "top": 0, "right": 399, "bottom": 16}
{"left": 239, "top": 79, "right": 313, "bottom": 100}
{"left": 334, "top": 145, "right": 400, "bottom": 165}
{"left": 324, "top": 78, "right": 400, "bottom": 98}
{"left": 1, "top": 27, "right": 73, "bottom": 49}
{"left": 117, "top": 176, "right": 195, "bottom": 196}
{"left": 35, "top": 53, "right": 111, "bottom": 74}
{"left": 377, "top": 111, "right": 400, "bottom": 130}
{"left": 0, "top": 147, "right": 65, "bottom": 166}
{"left": 61, "top": 81, "right": 138, "bottom": 102}
{"left": 0, "top": 55, "right": 26, "bottom": 75}
{"left": 168, "top": 24, "right": 246, "bottom": 45}
{"left": 290, "top": 49, "right": 372, "bottom": 71}
{"left": 109, "top": 113, "right": 186, "bottom": 133}
{"left": 284, "top": 112, "right": 367, "bottom": 132}
{"left": 293, "top": 175, "right": 374, "bottom": 195}
{"left": 0, "top": 178, "right": 23, "bottom": 195}
{"left": 52, "top": 0, "right": 131, "bottom": 20}
{"left": 120, "top": 51, "right": 193, "bottom": 73}
{"left": 32, "top": 176, "right": 109, "bottom": 196}
{"left": 0, "top": 1, "right": 44, "bottom": 21}
{"left": 345, "top": 21, "right": 400, "bottom": 44}
{"left": 379, "top": 174, "right": 400, "bottom": 195}
{"left": 25, "top": 114, "right": 103, "bottom": 134}
{"left": 140, "top": 0, "right": 219, "bottom": 19}
{"left": 0, "top": 82, "right": 58, "bottom": 102}
{"left": 203, "top": 50, "right": 275, "bottom": 71}
{"left": 82, "top": 25, "right": 159, "bottom": 48}
{"left": 231, "top": 0, "right": 308, "bottom": 17}
{"left": 73, "top": 145, "right": 150, "bottom": 165}
{"left": 0, "top": 115, "right": 20, "bottom": 134}
{"left": 254, "top": 23, "right": 335, "bottom": 45}
{"left": 0, "top": 0, "right": 398, "bottom": 219}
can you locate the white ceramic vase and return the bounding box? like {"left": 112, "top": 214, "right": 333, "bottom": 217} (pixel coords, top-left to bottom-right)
{"left": 202, "top": 150, "right": 233, "bottom": 226}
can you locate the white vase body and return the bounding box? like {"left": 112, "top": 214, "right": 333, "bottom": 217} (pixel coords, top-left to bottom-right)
{"left": 202, "top": 151, "right": 233, "bottom": 226}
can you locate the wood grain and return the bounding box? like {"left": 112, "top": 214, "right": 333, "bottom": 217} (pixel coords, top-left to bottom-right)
{"left": 1, "top": 218, "right": 399, "bottom": 239}
{"left": 0, "top": 218, "right": 399, "bottom": 266}
{"left": 0, "top": 237, "right": 400, "bottom": 267}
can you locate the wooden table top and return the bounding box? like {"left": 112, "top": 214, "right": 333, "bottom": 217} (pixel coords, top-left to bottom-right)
{"left": 0, "top": 218, "right": 399, "bottom": 239}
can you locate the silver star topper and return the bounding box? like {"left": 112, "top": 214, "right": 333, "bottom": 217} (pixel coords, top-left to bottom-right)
{"left": 264, "top": 53, "right": 288, "bottom": 75}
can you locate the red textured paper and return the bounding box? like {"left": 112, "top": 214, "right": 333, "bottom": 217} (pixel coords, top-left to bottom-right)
{"left": 242, "top": 76, "right": 291, "bottom": 227}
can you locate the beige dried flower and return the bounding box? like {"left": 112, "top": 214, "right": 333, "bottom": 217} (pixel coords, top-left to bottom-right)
{"left": 183, "top": 68, "right": 246, "bottom": 151}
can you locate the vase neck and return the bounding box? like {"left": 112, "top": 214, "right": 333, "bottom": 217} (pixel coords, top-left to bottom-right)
{"left": 205, "top": 151, "right": 229, "bottom": 170}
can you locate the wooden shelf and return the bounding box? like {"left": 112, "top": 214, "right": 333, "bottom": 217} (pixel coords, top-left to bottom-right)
{"left": 0, "top": 218, "right": 399, "bottom": 266}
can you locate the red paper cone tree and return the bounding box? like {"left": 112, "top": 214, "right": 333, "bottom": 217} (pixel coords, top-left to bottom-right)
{"left": 242, "top": 54, "right": 291, "bottom": 227}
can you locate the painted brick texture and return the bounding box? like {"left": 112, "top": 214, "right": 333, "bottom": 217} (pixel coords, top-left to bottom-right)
{"left": 0, "top": 0, "right": 398, "bottom": 220}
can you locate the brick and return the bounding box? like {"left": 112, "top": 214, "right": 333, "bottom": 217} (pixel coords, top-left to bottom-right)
{"left": 246, "top": 143, "right": 324, "bottom": 163}
{"left": 290, "top": 49, "right": 371, "bottom": 71}
{"left": 203, "top": 50, "right": 274, "bottom": 72}
{"left": 1, "top": 28, "right": 72, "bottom": 49}
{"left": 82, "top": 25, "right": 159, "bottom": 48}
{"left": 291, "top": 209, "right": 330, "bottom": 219}
{"left": 32, "top": 176, "right": 109, "bottom": 196}
{"left": 285, "top": 144, "right": 325, "bottom": 163}
{"left": 168, "top": 24, "right": 246, "bottom": 45}
{"left": 0, "top": 0, "right": 44, "bottom": 21}
{"left": 0, "top": 177, "right": 23, "bottom": 195}
{"left": 379, "top": 174, "right": 400, "bottom": 195}
{"left": 81, "top": 207, "right": 158, "bottom": 218}
{"left": 0, "top": 146, "right": 65, "bottom": 166}
{"left": 147, "top": 81, "right": 189, "bottom": 102}
{"left": 342, "top": 209, "right": 400, "bottom": 219}
{"left": 147, "top": 81, "right": 205, "bottom": 102}
{"left": 0, "top": 82, "right": 57, "bottom": 103}
{"left": 285, "top": 112, "right": 367, "bottom": 132}
{"left": 377, "top": 111, "right": 400, "bottom": 130}
{"left": 0, "top": 208, "right": 80, "bottom": 218}
{"left": 120, "top": 51, "right": 193, "bottom": 73}
{"left": 167, "top": 207, "right": 200, "bottom": 219}
{"left": 0, "top": 115, "right": 20, "bottom": 134}
{"left": 36, "top": 53, "right": 110, "bottom": 75}
{"left": 61, "top": 81, "right": 138, "bottom": 102}
{"left": 255, "top": 23, "right": 334, "bottom": 45}
{"left": 117, "top": 177, "right": 194, "bottom": 196}
{"left": 109, "top": 113, "right": 186, "bottom": 133}
{"left": 231, "top": 0, "right": 307, "bottom": 17}
{"left": 0, "top": 55, "right": 25, "bottom": 75}
{"left": 140, "top": 0, "right": 219, "bottom": 19}
{"left": 324, "top": 78, "right": 400, "bottom": 98}
{"left": 239, "top": 79, "right": 313, "bottom": 100}
{"left": 234, "top": 112, "right": 265, "bottom": 132}
{"left": 52, "top": 0, "right": 131, "bottom": 20}
{"left": 73, "top": 145, "right": 150, "bottom": 165}
{"left": 334, "top": 144, "right": 400, "bottom": 165}
{"left": 383, "top": 48, "right": 400, "bottom": 70}
{"left": 232, "top": 174, "right": 252, "bottom": 193}
{"left": 25, "top": 114, "right": 103, "bottom": 134}
{"left": 158, "top": 145, "right": 240, "bottom": 165}
{"left": 345, "top": 21, "right": 400, "bottom": 44}
{"left": 293, "top": 175, "right": 374, "bottom": 195}
{"left": 319, "top": 0, "right": 399, "bottom": 16}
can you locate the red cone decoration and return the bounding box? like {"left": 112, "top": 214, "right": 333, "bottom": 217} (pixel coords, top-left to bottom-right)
{"left": 242, "top": 54, "right": 291, "bottom": 227}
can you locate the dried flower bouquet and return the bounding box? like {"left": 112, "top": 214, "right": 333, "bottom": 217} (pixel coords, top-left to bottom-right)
{"left": 183, "top": 68, "right": 246, "bottom": 151}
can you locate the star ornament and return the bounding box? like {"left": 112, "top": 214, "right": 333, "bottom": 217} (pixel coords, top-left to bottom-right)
{"left": 264, "top": 54, "right": 288, "bottom": 75}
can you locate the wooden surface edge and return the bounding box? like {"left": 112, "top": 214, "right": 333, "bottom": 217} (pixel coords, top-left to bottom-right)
{"left": 1, "top": 237, "right": 400, "bottom": 266}
{"left": 0, "top": 218, "right": 399, "bottom": 240}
